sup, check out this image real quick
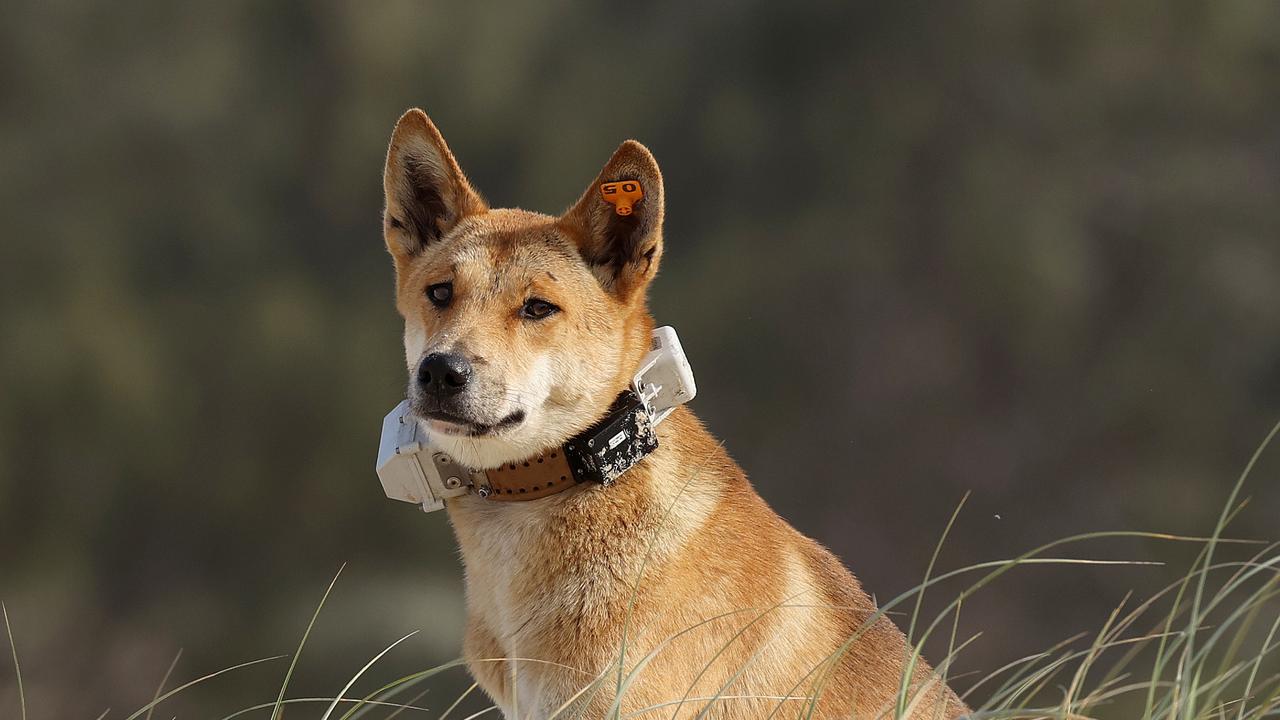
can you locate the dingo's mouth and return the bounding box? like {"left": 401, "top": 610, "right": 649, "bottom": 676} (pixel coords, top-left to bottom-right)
{"left": 417, "top": 408, "right": 526, "bottom": 438}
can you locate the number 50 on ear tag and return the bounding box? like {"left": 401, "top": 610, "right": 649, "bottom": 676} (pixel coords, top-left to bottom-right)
{"left": 600, "top": 181, "right": 643, "bottom": 216}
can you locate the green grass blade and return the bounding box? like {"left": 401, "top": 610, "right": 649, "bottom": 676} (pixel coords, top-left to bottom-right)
{"left": 144, "top": 648, "right": 182, "bottom": 720}
{"left": 1182, "top": 419, "right": 1280, "bottom": 718}
{"left": 320, "top": 630, "right": 420, "bottom": 720}
{"left": 123, "top": 655, "right": 286, "bottom": 720}
{"left": 2, "top": 603, "right": 25, "bottom": 720}
{"left": 272, "top": 562, "right": 346, "bottom": 720}
{"left": 612, "top": 445, "right": 721, "bottom": 717}
{"left": 222, "top": 696, "right": 434, "bottom": 719}
{"left": 897, "top": 491, "right": 969, "bottom": 718}
{"left": 437, "top": 681, "right": 477, "bottom": 720}
{"left": 1239, "top": 610, "right": 1280, "bottom": 719}
{"left": 343, "top": 659, "right": 474, "bottom": 720}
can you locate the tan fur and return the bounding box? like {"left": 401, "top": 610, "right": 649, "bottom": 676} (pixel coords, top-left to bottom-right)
{"left": 381, "top": 108, "right": 970, "bottom": 719}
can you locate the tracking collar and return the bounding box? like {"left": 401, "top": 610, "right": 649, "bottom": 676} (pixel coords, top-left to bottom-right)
{"left": 376, "top": 326, "right": 696, "bottom": 512}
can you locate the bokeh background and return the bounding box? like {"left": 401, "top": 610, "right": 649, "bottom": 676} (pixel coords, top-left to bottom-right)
{"left": 2, "top": 1, "right": 1279, "bottom": 717}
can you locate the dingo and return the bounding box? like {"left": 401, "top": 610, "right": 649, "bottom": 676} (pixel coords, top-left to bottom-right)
{"left": 379, "top": 108, "right": 969, "bottom": 719}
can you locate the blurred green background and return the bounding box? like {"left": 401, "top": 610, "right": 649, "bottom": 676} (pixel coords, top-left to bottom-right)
{"left": 2, "top": 1, "right": 1279, "bottom": 716}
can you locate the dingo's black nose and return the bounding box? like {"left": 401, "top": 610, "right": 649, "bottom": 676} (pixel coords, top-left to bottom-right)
{"left": 418, "top": 353, "right": 471, "bottom": 395}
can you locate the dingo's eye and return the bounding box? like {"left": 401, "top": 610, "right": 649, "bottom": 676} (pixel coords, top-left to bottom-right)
{"left": 426, "top": 282, "right": 453, "bottom": 307}
{"left": 520, "top": 298, "right": 559, "bottom": 320}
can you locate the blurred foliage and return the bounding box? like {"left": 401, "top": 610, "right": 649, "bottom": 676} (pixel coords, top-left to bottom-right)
{"left": 1, "top": 1, "right": 1278, "bottom": 716}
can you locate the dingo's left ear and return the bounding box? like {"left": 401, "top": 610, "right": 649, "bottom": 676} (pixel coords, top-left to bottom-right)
{"left": 382, "top": 109, "right": 487, "bottom": 270}
{"left": 559, "top": 140, "right": 664, "bottom": 300}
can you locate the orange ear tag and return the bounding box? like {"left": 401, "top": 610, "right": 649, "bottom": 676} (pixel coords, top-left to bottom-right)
{"left": 599, "top": 180, "right": 643, "bottom": 216}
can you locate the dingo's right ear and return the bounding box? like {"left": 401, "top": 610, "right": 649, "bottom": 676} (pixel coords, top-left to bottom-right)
{"left": 382, "top": 109, "right": 487, "bottom": 269}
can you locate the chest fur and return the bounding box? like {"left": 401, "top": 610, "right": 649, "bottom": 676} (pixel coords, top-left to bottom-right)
{"left": 450, "top": 493, "right": 647, "bottom": 650}
{"left": 446, "top": 451, "right": 719, "bottom": 651}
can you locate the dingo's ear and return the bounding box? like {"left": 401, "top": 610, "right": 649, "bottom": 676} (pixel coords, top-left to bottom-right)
{"left": 382, "top": 109, "right": 486, "bottom": 267}
{"left": 559, "top": 140, "right": 664, "bottom": 300}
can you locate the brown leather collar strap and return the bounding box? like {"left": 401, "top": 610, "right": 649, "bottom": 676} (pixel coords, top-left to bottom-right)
{"left": 479, "top": 448, "right": 581, "bottom": 501}
{"left": 470, "top": 390, "right": 657, "bottom": 502}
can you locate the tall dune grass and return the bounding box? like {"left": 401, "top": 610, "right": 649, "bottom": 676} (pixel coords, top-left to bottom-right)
{"left": 6, "top": 422, "right": 1279, "bottom": 719}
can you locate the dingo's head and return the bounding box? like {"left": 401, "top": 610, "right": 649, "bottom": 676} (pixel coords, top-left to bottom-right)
{"left": 381, "top": 109, "right": 664, "bottom": 469}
